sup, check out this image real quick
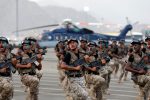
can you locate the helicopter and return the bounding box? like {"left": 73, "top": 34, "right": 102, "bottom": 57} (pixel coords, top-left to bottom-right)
{"left": 14, "top": 19, "right": 133, "bottom": 47}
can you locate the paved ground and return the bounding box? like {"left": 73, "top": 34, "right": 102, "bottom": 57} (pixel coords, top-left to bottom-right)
{"left": 12, "top": 48, "right": 139, "bottom": 100}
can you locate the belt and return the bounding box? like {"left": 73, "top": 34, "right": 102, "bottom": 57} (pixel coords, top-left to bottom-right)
{"left": 87, "top": 72, "right": 99, "bottom": 75}
{"left": 0, "top": 73, "right": 11, "bottom": 77}
{"left": 68, "top": 74, "right": 83, "bottom": 77}
{"left": 22, "top": 72, "right": 36, "bottom": 76}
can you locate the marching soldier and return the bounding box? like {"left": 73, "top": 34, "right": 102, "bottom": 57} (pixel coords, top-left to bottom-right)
{"left": 110, "top": 40, "right": 120, "bottom": 77}
{"left": 25, "top": 37, "right": 43, "bottom": 80}
{"left": 79, "top": 39, "right": 88, "bottom": 58}
{"left": 16, "top": 40, "right": 41, "bottom": 100}
{"left": 125, "top": 40, "right": 150, "bottom": 100}
{"left": 0, "top": 37, "right": 16, "bottom": 100}
{"left": 97, "top": 40, "right": 110, "bottom": 95}
{"left": 55, "top": 41, "right": 67, "bottom": 88}
{"left": 60, "top": 39, "right": 88, "bottom": 100}
{"left": 118, "top": 40, "right": 129, "bottom": 83}
{"left": 84, "top": 52, "right": 106, "bottom": 100}
{"left": 145, "top": 37, "right": 150, "bottom": 53}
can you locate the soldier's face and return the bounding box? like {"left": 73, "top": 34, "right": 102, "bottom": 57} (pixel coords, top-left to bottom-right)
{"left": 101, "top": 59, "right": 106, "bottom": 65}
{"left": 68, "top": 41, "right": 78, "bottom": 50}
{"left": 147, "top": 40, "right": 150, "bottom": 46}
{"left": 133, "top": 44, "right": 141, "bottom": 52}
{"left": 80, "top": 41, "right": 87, "bottom": 47}
{"left": 23, "top": 45, "right": 31, "bottom": 52}
{"left": 0, "top": 41, "right": 6, "bottom": 52}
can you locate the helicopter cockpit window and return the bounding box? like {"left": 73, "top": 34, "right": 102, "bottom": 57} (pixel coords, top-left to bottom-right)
{"left": 62, "top": 21, "right": 80, "bottom": 33}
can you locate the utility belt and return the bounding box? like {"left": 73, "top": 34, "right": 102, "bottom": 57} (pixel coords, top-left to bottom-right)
{"left": 67, "top": 74, "right": 83, "bottom": 78}
{"left": 86, "top": 71, "right": 99, "bottom": 75}
{"left": 0, "top": 72, "right": 11, "bottom": 77}
{"left": 22, "top": 72, "right": 36, "bottom": 76}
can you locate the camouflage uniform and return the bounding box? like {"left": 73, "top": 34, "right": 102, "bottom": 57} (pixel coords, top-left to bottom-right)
{"left": 85, "top": 73, "right": 105, "bottom": 100}
{"left": 118, "top": 44, "right": 128, "bottom": 82}
{"left": 55, "top": 41, "right": 68, "bottom": 92}
{"left": 0, "top": 53, "right": 14, "bottom": 100}
{"left": 0, "top": 37, "right": 13, "bottom": 100}
{"left": 128, "top": 52, "right": 150, "bottom": 99}
{"left": 62, "top": 50, "right": 88, "bottom": 100}
{"left": 84, "top": 48, "right": 105, "bottom": 100}
{"left": 0, "top": 77, "right": 13, "bottom": 100}
{"left": 97, "top": 47, "right": 111, "bottom": 95}
{"left": 18, "top": 51, "right": 39, "bottom": 100}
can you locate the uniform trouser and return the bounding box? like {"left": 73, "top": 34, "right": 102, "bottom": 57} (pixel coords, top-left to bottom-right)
{"left": 66, "top": 76, "right": 88, "bottom": 100}
{"left": 36, "top": 70, "right": 43, "bottom": 81}
{"left": 21, "top": 74, "right": 39, "bottom": 100}
{"left": 112, "top": 58, "right": 120, "bottom": 76}
{"left": 118, "top": 60, "right": 128, "bottom": 81}
{"left": 136, "top": 75, "right": 150, "bottom": 99}
{"left": 85, "top": 74, "right": 105, "bottom": 100}
{"left": 99, "top": 67, "right": 109, "bottom": 94}
{"left": 58, "top": 69, "right": 66, "bottom": 84}
{"left": 0, "top": 77, "right": 13, "bottom": 100}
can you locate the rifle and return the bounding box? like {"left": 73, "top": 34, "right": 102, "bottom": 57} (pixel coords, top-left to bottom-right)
{"left": 133, "top": 56, "right": 149, "bottom": 72}
{"left": 0, "top": 59, "right": 16, "bottom": 73}
{"left": 38, "top": 47, "right": 47, "bottom": 55}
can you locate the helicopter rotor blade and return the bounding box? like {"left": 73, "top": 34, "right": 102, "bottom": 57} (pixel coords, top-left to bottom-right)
{"left": 13, "top": 24, "right": 59, "bottom": 33}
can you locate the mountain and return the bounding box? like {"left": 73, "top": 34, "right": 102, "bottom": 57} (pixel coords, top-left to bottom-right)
{"left": 0, "top": 0, "right": 97, "bottom": 33}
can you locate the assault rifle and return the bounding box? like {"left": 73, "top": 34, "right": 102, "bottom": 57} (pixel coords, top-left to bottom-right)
{"left": 0, "top": 59, "right": 16, "bottom": 73}
{"left": 133, "top": 55, "right": 149, "bottom": 72}
{"left": 38, "top": 47, "right": 47, "bottom": 55}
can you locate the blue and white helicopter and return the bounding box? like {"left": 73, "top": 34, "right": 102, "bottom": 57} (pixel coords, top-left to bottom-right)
{"left": 16, "top": 20, "right": 133, "bottom": 47}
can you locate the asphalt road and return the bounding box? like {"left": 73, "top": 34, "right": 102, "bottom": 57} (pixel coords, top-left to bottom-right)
{"left": 12, "top": 48, "right": 139, "bottom": 100}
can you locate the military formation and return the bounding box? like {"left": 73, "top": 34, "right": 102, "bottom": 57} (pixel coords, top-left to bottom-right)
{"left": 1, "top": 35, "right": 150, "bottom": 100}
{"left": 55, "top": 37, "right": 150, "bottom": 100}
{"left": 0, "top": 36, "right": 46, "bottom": 100}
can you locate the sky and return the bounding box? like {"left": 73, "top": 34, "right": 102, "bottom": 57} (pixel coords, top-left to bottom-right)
{"left": 29, "top": 0, "right": 150, "bottom": 24}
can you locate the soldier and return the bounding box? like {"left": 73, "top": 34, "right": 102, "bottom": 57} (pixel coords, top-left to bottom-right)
{"left": 79, "top": 39, "right": 88, "bottom": 58}
{"left": 84, "top": 52, "right": 106, "bottom": 100}
{"left": 25, "top": 37, "right": 43, "bottom": 80}
{"left": 125, "top": 40, "right": 150, "bottom": 100}
{"left": 0, "top": 37, "right": 16, "bottom": 100}
{"left": 60, "top": 39, "right": 88, "bottom": 100}
{"left": 55, "top": 41, "right": 67, "bottom": 88}
{"left": 145, "top": 37, "right": 150, "bottom": 53}
{"left": 97, "top": 40, "right": 110, "bottom": 94}
{"left": 118, "top": 40, "right": 129, "bottom": 83}
{"left": 110, "top": 40, "right": 120, "bottom": 77}
{"left": 16, "top": 40, "right": 41, "bottom": 100}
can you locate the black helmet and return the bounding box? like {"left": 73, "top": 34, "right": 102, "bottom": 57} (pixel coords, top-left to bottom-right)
{"left": 145, "top": 37, "right": 150, "bottom": 42}
{"left": 0, "top": 37, "right": 9, "bottom": 44}
{"left": 131, "top": 40, "right": 141, "bottom": 45}
{"left": 67, "top": 39, "right": 78, "bottom": 45}
{"left": 87, "top": 41, "right": 97, "bottom": 47}
{"left": 24, "top": 37, "right": 37, "bottom": 42}
{"left": 80, "top": 39, "right": 87, "bottom": 43}
{"left": 22, "top": 40, "right": 31, "bottom": 45}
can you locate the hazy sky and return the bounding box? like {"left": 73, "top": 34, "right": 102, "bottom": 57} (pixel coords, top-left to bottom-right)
{"left": 29, "top": 0, "right": 150, "bottom": 24}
